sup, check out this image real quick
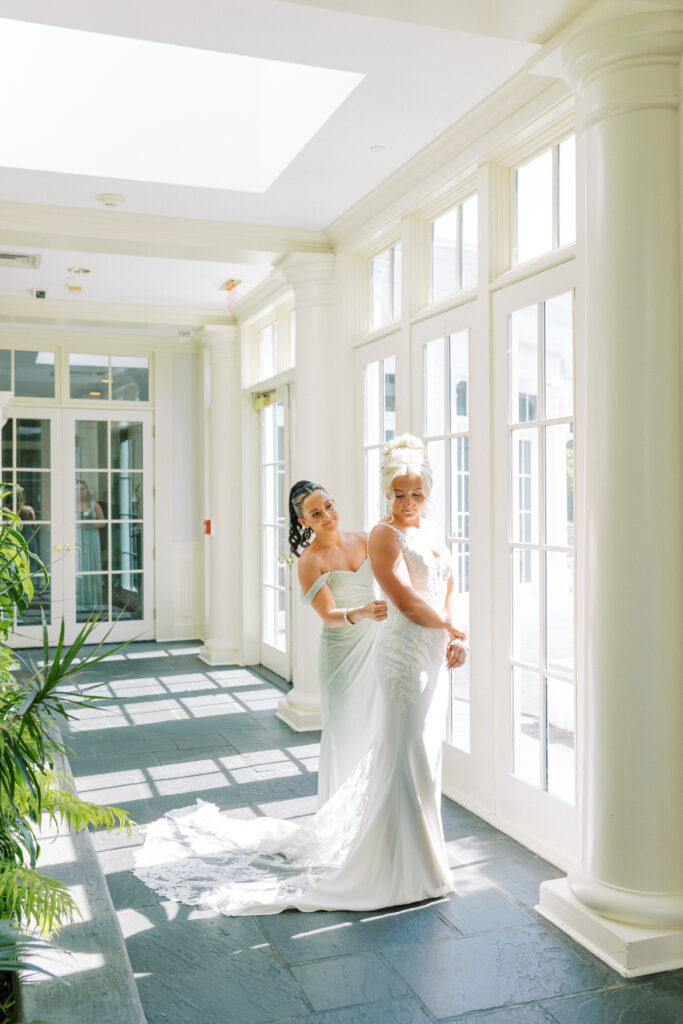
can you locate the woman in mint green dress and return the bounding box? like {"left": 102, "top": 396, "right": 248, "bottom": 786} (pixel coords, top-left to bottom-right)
{"left": 289, "top": 481, "right": 387, "bottom": 806}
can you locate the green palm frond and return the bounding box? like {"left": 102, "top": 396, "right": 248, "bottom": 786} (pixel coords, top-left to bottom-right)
{"left": 0, "top": 862, "right": 80, "bottom": 936}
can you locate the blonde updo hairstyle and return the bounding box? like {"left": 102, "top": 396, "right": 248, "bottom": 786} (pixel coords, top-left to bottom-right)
{"left": 380, "top": 434, "right": 433, "bottom": 497}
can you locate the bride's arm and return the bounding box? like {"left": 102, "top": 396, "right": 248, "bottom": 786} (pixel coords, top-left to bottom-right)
{"left": 368, "top": 525, "right": 465, "bottom": 637}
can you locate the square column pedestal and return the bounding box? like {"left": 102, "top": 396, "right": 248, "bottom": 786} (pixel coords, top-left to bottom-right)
{"left": 538, "top": 880, "right": 683, "bottom": 977}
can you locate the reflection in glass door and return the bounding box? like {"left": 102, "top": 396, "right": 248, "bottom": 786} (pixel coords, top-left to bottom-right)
{"left": 259, "top": 388, "right": 291, "bottom": 678}
{"left": 1, "top": 416, "right": 54, "bottom": 631}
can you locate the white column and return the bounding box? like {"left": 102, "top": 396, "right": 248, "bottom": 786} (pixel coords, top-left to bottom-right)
{"left": 538, "top": 12, "right": 683, "bottom": 977}
{"left": 276, "top": 253, "right": 336, "bottom": 730}
{"left": 199, "top": 325, "right": 243, "bottom": 666}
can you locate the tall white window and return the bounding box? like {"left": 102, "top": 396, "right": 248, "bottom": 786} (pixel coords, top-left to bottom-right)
{"left": 514, "top": 136, "right": 576, "bottom": 265}
{"left": 370, "top": 243, "right": 401, "bottom": 329}
{"left": 431, "top": 194, "right": 478, "bottom": 302}
{"left": 423, "top": 330, "right": 470, "bottom": 751}
{"left": 509, "top": 292, "right": 575, "bottom": 803}
{"left": 363, "top": 356, "right": 396, "bottom": 528}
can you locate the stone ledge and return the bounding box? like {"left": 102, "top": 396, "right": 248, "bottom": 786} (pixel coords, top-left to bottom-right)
{"left": 16, "top": 753, "right": 146, "bottom": 1024}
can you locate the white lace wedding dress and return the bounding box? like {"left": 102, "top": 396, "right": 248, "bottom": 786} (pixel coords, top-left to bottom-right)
{"left": 134, "top": 519, "right": 454, "bottom": 914}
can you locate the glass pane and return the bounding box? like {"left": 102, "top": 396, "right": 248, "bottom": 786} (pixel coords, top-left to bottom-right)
{"left": 2, "top": 420, "right": 12, "bottom": 470}
{"left": 426, "top": 439, "right": 445, "bottom": 535}
{"left": 545, "top": 423, "right": 574, "bottom": 547}
{"left": 424, "top": 337, "right": 445, "bottom": 436}
{"left": 276, "top": 587, "right": 287, "bottom": 651}
{"left": 276, "top": 465, "right": 285, "bottom": 525}
{"left": 261, "top": 403, "right": 275, "bottom": 464}
{"left": 262, "top": 586, "right": 276, "bottom": 647}
{"left": 432, "top": 207, "right": 458, "bottom": 301}
{"left": 18, "top": 524, "right": 51, "bottom": 626}
{"left": 461, "top": 195, "right": 478, "bottom": 289}
{"left": 546, "top": 675, "right": 576, "bottom": 802}
{"left": 511, "top": 428, "right": 538, "bottom": 544}
{"left": 76, "top": 573, "right": 108, "bottom": 621}
{"left": 546, "top": 551, "right": 575, "bottom": 674}
{"left": 510, "top": 305, "right": 538, "bottom": 424}
{"left": 17, "top": 471, "right": 50, "bottom": 521}
{"left": 111, "top": 472, "right": 143, "bottom": 520}
{"left": 364, "top": 361, "right": 380, "bottom": 446}
{"left": 371, "top": 248, "right": 391, "bottom": 329}
{"left": 512, "top": 547, "right": 539, "bottom": 666}
{"left": 392, "top": 243, "right": 402, "bottom": 322}
{"left": 450, "top": 541, "right": 470, "bottom": 611}
{"left": 70, "top": 353, "right": 109, "bottom": 400}
{"left": 112, "top": 523, "right": 143, "bottom": 572}
{"left": 76, "top": 518, "right": 107, "bottom": 575}
{"left": 513, "top": 666, "right": 541, "bottom": 786}
{"left": 263, "top": 465, "right": 277, "bottom": 526}
{"left": 515, "top": 148, "right": 553, "bottom": 264}
{"left": 275, "top": 402, "right": 285, "bottom": 464}
{"left": 382, "top": 356, "right": 396, "bottom": 442}
{"left": 259, "top": 324, "right": 277, "bottom": 380}
{"left": 558, "top": 136, "right": 576, "bottom": 248}
{"left": 112, "top": 573, "right": 143, "bottom": 621}
{"left": 111, "top": 355, "right": 149, "bottom": 402}
{"left": 0, "top": 350, "right": 10, "bottom": 391}
{"left": 15, "top": 351, "right": 55, "bottom": 398}
{"left": 365, "top": 447, "right": 380, "bottom": 531}
{"left": 450, "top": 437, "right": 469, "bottom": 540}
{"left": 262, "top": 527, "right": 278, "bottom": 587}
{"left": 450, "top": 660, "right": 470, "bottom": 753}
{"left": 544, "top": 292, "right": 573, "bottom": 419}
{"left": 449, "top": 330, "right": 469, "bottom": 433}
{"left": 111, "top": 422, "right": 142, "bottom": 470}
{"left": 75, "top": 420, "right": 107, "bottom": 468}
{"left": 76, "top": 472, "right": 108, "bottom": 519}
{"left": 17, "top": 419, "right": 50, "bottom": 469}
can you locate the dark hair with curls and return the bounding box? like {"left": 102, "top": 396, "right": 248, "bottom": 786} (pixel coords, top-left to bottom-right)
{"left": 288, "top": 480, "right": 328, "bottom": 557}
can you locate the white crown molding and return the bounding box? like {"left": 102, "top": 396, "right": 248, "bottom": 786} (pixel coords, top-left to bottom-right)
{"left": 0, "top": 293, "right": 233, "bottom": 331}
{"left": 326, "top": 71, "right": 572, "bottom": 252}
{"left": 0, "top": 200, "right": 332, "bottom": 263}
{"left": 231, "top": 273, "right": 293, "bottom": 326}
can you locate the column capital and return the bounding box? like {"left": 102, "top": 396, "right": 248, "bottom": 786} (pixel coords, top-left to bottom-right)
{"left": 200, "top": 324, "right": 239, "bottom": 362}
{"left": 563, "top": 11, "right": 683, "bottom": 124}
{"left": 278, "top": 252, "right": 335, "bottom": 307}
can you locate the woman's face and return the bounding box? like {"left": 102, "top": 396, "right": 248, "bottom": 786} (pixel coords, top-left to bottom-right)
{"left": 300, "top": 490, "right": 337, "bottom": 535}
{"left": 388, "top": 473, "right": 426, "bottom": 521}
{"left": 76, "top": 482, "right": 87, "bottom": 501}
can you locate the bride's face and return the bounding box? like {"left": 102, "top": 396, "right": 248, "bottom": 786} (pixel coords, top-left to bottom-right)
{"left": 300, "top": 491, "right": 338, "bottom": 535}
{"left": 389, "top": 474, "right": 426, "bottom": 523}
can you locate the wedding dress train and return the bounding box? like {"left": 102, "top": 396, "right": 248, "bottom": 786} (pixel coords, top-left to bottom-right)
{"left": 134, "top": 520, "right": 453, "bottom": 914}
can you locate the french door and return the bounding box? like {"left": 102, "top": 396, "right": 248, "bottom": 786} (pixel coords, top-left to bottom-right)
{"left": 259, "top": 386, "right": 292, "bottom": 678}
{"left": 2, "top": 407, "right": 154, "bottom": 646}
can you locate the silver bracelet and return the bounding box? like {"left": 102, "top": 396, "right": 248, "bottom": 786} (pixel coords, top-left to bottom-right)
{"left": 343, "top": 609, "right": 355, "bottom": 626}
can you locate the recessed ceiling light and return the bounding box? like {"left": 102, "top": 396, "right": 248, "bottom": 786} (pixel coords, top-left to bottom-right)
{"left": 67, "top": 266, "right": 90, "bottom": 274}
{"left": 100, "top": 378, "right": 113, "bottom": 384}
{"left": 89, "top": 391, "right": 102, "bottom": 396}
{"left": 96, "top": 193, "right": 125, "bottom": 209}
{"left": 0, "top": 19, "right": 364, "bottom": 192}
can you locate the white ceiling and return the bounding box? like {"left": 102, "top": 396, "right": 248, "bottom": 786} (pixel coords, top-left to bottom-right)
{"left": 0, "top": 0, "right": 597, "bottom": 317}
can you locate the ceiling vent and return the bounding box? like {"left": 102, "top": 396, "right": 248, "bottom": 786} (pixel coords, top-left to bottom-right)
{"left": 0, "top": 252, "right": 42, "bottom": 270}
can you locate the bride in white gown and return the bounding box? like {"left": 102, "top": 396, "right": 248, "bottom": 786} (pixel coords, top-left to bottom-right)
{"left": 134, "top": 435, "right": 467, "bottom": 914}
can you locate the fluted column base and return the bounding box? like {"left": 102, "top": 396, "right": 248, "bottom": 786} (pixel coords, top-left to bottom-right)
{"left": 538, "top": 879, "right": 683, "bottom": 977}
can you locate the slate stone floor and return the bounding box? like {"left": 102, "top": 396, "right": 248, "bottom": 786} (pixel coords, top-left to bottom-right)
{"left": 59, "top": 641, "right": 683, "bottom": 1024}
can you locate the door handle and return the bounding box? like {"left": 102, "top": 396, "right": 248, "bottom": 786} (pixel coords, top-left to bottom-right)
{"left": 277, "top": 556, "right": 295, "bottom": 565}
{"left": 53, "top": 544, "right": 63, "bottom": 552}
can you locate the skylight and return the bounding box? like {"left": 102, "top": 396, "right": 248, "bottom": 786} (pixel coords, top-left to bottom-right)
{"left": 0, "top": 19, "right": 364, "bottom": 192}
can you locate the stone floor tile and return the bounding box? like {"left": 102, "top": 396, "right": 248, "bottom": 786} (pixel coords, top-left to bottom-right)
{"left": 438, "top": 868, "right": 534, "bottom": 933}
{"left": 259, "top": 904, "right": 455, "bottom": 964}
{"left": 441, "top": 802, "right": 506, "bottom": 844}
{"left": 291, "top": 952, "right": 407, "bottom": 1011}
{"left": 448, "top": 836, "right": 564, "bottom": 904}
{"left": 127, "top": 905, "right": 309, "bottom": 1024}
{"left": 383, "top": 925, "right": 611, "bottom": 1019}
{"left": 446, "top": 1005, "right": 554, "bottom": 1023}
{"left": 279, "top": 997, "right": 435, "bottom": 1024}
{"left": 541, "top": 972, "right": 683, "bottom": 1024}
